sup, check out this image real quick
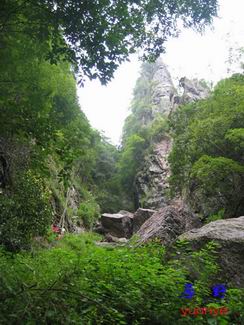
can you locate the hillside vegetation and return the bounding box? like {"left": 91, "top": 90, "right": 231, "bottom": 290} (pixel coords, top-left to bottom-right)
{"left": 169, "top": 74, "right": 244, "bottom": 219}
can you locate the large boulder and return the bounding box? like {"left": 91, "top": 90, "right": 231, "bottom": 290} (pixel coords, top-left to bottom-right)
{"left": 101, "top": 211, "right": 133, "bottom": 238}
{"left": 133, "top": 208, "right": 156, "bottom": 233}
{"left": 136, "top": 202, "right": 201, "bottom": 244}
{"left": 178, "top": 216, "right": 244, "bottom": 287}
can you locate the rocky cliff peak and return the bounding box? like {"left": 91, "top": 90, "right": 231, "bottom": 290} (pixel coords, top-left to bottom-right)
{"left": 151, "top": 58, "right": 176, "bottom": 116}
{"left": 179, "top": 77, "right": 210, "bottom": 104}
{"left": 134, "top": 61, "right": 211, "bottom": 210}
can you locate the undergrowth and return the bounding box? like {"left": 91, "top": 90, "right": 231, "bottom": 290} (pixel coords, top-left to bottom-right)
{"left": 0, "top": 234, "right": 243, "bottom": 324}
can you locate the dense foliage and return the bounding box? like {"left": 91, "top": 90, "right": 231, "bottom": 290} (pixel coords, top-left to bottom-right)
{"left": 0, "top": 171, "right": 51, "bottom": 251}
{"left": 169, "top": 74, "right": 244, "bottom": 218}
{"left": 1, "top": 0, "right": 218, "bottom": 84}
{"left": 0, "top": 21, "right": 121, "bottom": 250}
{"left": 1, "top": 234, "right": 243, "bottom": 324}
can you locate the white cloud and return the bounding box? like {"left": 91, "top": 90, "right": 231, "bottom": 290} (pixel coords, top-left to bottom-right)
{"left": 78, "top": 55, "right": 140, "bottom": 145}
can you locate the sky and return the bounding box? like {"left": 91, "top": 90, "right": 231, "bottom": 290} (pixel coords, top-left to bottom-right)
{"left": 78, "top": 0, "right": 244, "bottom": 145}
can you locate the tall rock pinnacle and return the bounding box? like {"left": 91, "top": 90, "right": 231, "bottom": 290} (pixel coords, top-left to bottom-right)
{"left": 151, "top": 58, "right": 176, "bottom": 116}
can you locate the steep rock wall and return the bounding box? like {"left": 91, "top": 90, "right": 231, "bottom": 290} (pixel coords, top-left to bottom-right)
{"left": 135, "top": 137, "right": 172, "bottom": 209}
{"left": 151, "top": 59, "right": 176, "bottom": 116}
{"left": 134, "top": 61, "right": 210, "bottom": 210}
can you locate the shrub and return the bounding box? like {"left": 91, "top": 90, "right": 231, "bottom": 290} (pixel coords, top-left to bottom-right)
{"left": 204, "top": 209, "right": 225, "bottom": 224}
{"left": 0, "top": 170, "right": 51, "bottom": 251}
{"left": 0, "top": 234, "right": 243, "bottom": 324}
{"left": 77, "top": 195, "right": 100, "bottom": 230}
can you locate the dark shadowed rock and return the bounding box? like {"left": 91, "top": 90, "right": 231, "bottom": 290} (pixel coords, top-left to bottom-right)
{"left": 101, "top": 211, "right": 133, "bottom": 238}
{"left": 178, "top": 216, "right": 244, "bottom": 287}
{"left": 136, "top": 202, "right": 201, "bottom": 244}
{"left": 93, "top": 222, "right": 106, "bottom": 235}
{"left": 133, "top": 208, "right": 156, "bottom": 233}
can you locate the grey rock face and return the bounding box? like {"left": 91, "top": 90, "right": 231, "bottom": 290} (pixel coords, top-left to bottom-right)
{"left": 179, "top": 217, "right": 244, "bottom": 287}
{"left": 134, "top": 67, "right": 173, "bottom": 210}
{"left": 118, "top": 210, "right": 134, "bottom": 218}
{"left": 135, "top": 137, "right": 172, "bottom": 210}
{"left": 101, "top": 211, "right": 133, "bottom": 238}
{"left": 68, "top": 186, "right": 80, "bottom": 211}
{"left": 152, "top": 59, "right": 176, "bottom": 116}
{"left": 136, "top": 202, "right": 201, "bottom": 245}
{"left": 179, "top": 77, "right": 210, "bottom": 104}
{"left": 97, "top": 209, "right": 156, "bottom": 240}
{"left": 133, "top": 208, "right": 156, "bottom": 233}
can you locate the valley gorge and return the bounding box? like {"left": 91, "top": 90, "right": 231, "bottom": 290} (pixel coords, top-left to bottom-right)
{"left": 97, "top": 59, "right": 244, "bottom": 289}
{"left": 1, "top": 0, "right": 244, "bottom": 320}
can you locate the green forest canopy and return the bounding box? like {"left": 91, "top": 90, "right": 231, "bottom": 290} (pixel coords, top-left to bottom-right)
{"left": 1, "top": 0, "right": 218, "bottom": 84}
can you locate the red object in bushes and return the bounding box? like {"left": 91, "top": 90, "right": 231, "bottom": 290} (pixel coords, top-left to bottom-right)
{"left": 51, "top": 224, "right": 61, "bottom": 234}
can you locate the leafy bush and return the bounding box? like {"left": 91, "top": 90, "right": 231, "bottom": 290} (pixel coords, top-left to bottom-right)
{"left": 0, "top": 234, "right": 243, "bottom": 324}
{"left": 77, "top": 195, "right": 100, "bottom": 230}
{"left": 204, "top": 209, "right": 225, "bottom": 224}
{"left": 190, "top": 155, "right": 244, "bottom": 217}
{"left": 0, "top": 170, "right": 51, "bottom": 251}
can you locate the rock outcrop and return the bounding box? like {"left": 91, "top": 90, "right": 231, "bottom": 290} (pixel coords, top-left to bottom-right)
{"left": 100, "top": 61, "right": 212, "bottom": 244}
{"left": 135, "top": 137, "right": 172, "bottom": 209}
{"left": 136, "top": 202, "right": 201, "bottom": 245}
{"left": 178, "top": 216, "right": 244, "bottom": 287}
{"left": 179, "top": 77, "right": 210, "bottom": 104}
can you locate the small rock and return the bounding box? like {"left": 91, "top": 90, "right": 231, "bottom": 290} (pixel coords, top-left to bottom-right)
{"left": 104, "top": 234, "right": 128, "bottom": 244}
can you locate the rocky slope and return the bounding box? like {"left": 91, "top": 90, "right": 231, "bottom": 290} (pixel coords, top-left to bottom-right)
{"left": 96, "top": 206, "right": 244, "bottom": 287}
